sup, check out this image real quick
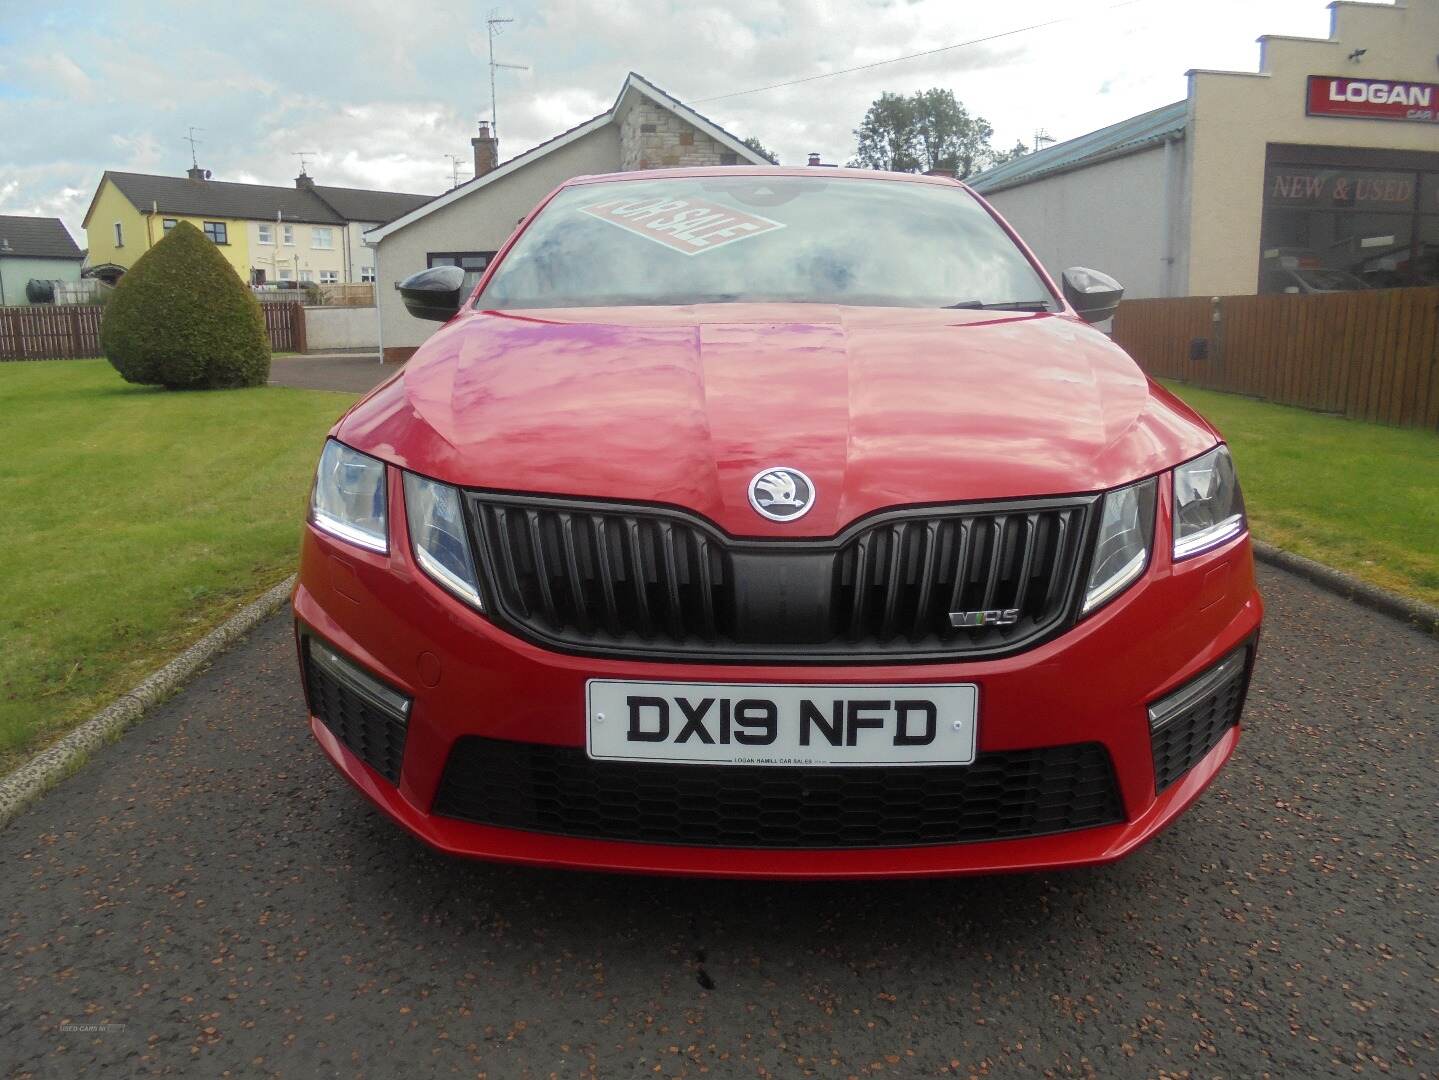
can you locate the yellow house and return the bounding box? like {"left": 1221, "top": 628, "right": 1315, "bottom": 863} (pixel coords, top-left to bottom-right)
{"left": 82, "top": 167, "right": 431, "bottom": 287}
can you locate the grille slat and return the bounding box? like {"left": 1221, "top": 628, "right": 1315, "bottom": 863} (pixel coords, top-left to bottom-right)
{"left": 469, "top": 494, "right": 1094, "bottom": 661}
{"left": 948, "top": 519, "right": 974, "bottom": 618}
{"left": 524, "top": 509, "right": 559, "bottom": 628}
{"left": 1012, "top": 513, "right": 1039, "bottom": 613}
{"left": 848, "top": 533, "right": 873, "bottom": 642}
{"left": 558, "top": 512, "right": 590, "bottom": 630}
{"left": 911, "top": 522, "right": 940, "bottom": 640}
{"left": 1044, "top": 510, "right": 1073, "bottom": 611}
{"left": 694, "top": 533, "right": 717, "bottom": 640}
{"left": 590, "top": 514, "right": 621, "bottom": 635}
{"left": 658, "top": 523, "right": 685, "bottom": 639}
{"left": 879, "top": 522, "right": 907, "bottom": 641}
{"left": 622, "top": 516, "right": 653, "bottom": 638}
{"left": 434, "top": 738, "right": 1125, "bottom": 849}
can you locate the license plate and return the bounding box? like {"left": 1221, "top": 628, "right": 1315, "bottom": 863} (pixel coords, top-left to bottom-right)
{"left": 585, "top": 680, "right": 978, "bottom": 767}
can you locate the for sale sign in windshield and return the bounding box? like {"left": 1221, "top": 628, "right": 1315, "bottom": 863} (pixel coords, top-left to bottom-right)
{"left": 1307, "top": 76, "right": 1438, "bottom": 124}
{"left": 581, "top": 196, "right": 786, "bottom": 256}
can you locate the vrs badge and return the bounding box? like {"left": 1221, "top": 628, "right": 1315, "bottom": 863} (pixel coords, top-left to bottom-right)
{"left": 949, "top": 608, "right": 1020, "bottom": 628}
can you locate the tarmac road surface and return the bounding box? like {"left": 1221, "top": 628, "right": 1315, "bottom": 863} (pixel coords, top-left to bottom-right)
{"left": 2, "top": 564, "right": 1435, "bottom": 1078}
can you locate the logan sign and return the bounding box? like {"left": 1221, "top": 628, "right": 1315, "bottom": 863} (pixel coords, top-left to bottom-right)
{"left": 1307, "top": 76, "right": 1438, "bottom": 124}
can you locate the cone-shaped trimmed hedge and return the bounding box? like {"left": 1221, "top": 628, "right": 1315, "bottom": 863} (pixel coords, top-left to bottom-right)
{"left": 101, "top": 220, "right": 270, "bottom": 389}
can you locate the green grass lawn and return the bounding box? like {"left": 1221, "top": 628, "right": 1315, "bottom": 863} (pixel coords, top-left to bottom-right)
{"left": 1165, "top": 382, "right": 1439, "bottom": 607}
{"left": 0, "top": 359, "right": 354, "bottom": 771}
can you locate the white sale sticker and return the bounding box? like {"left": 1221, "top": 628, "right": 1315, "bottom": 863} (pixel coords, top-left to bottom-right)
{"left": 580, "top": 195, "right": 785, "bottom": 256}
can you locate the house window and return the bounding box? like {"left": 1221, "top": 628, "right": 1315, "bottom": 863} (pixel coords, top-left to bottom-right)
{"left": 278, "top": 268, "right": 294, "bottom": 282}
{"left": 299, "top": 269, "right": 314, "bottom": 283}
{"left": 113, "top": 222, "right": 123, "bottom": 247}
{"left": 360, "top": 266, "right": 376, "bottom": 283}
{"left": 282, "top": 224, "right": 295, "bottom": 246}
{"left": 319, "top": 270, "right": 339, "bottom": 284}
{"left": 311, "top": 227, "right": 333, "bottom": 250}
{"left": 427, "top": 250, "right": 496, "bottom": 294}
{"left": 258, "top": 223, "right": 273, "bottom": 244}
{"left": 203, "top": 221, "right": 228, "bottom": 244}
{"left": 163, "top": 218, "right": 178, "bottom": 233}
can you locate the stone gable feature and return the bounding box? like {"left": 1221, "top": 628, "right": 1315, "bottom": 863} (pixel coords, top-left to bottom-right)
{"left": 620, "top": 98, "right": 735, "bottom": 171}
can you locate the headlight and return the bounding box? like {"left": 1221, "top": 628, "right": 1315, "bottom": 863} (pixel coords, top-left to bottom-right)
{"left": 403, "top": 473, "right": 483, "bottom": 609}
{"left": 1082, "top": 477, "right": 1157, "bottom": 613}
{"left": 1173, "top": 445, "right": 1246, "bottom": 559}
{"left": 310, "top": 439, "right": 388, "bottom": 552}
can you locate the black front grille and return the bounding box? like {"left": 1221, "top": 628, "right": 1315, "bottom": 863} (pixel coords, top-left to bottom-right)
{"left": 303, "top": 641, "right": 409, "bottom": 784}
{"left": 468, "top": 494, "right": 1094, "bottom": 662}
{"left": 432, "top": 738, "right": 1125, "bottom": 849}
{"left": 1149, "top": 647, "right": 1252, "bottom": 792}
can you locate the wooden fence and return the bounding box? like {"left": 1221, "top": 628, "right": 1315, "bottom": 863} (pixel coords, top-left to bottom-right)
{"left": 317, "top": 283, "right": 376, "bottom": 307}
{"left": 1112, "top": 286, "right": 1439, "bottom": 430}
{"left": 0, "top": 301, "right": 307, "bottom": 360}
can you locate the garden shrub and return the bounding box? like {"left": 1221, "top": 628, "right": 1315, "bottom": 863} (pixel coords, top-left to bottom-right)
{"left": 101, "top": 221, "right": 270, "bottom": 389}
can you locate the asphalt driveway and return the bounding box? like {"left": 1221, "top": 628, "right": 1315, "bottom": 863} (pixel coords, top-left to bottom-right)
{"left": 2, "top": 564, "right": 1435, "bottom": 1078}
{"left": 269, "top": 353, "right": 391, "bottom": 394}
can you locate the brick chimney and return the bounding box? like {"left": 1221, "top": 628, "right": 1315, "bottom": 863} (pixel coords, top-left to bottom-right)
{"left": 807, "top": 153, "right": 821, "bottom": 166}
{"left": 186, "top": 165, "right": 209, "bottom": 181}
{"left": 295, "top": 172, "right": 316, "bottom": 191}
{"left": 472, "top": 121, "right": 499, "bottom": 178}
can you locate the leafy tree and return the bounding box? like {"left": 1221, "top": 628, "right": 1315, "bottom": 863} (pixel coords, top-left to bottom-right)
{"left": 101, "top": 220, "right": 270, "bottom": 390}
{"left": 911, "top": 88, "right": 993, "bottom": 178}
{"left": 741, "top": 136, "right": 778, "bottom": 164}
{"left": 991, "top": 140, "right": 1032, "bottom": 166}
{"left": 851, "top": 88, "right": 999, "bottom": 179}
{"left": 851, "top": 92, "right": 921, "bottom": 172}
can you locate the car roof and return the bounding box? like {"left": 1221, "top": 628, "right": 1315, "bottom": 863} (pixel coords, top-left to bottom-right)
{"left": 559, "top": 165, "right": 972, "bottom": 191}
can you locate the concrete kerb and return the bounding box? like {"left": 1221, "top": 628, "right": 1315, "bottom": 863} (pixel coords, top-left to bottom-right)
{"left": 1252, "top": 540, "right": 1438, "bottom": 637}
{"left": 0, "top": 575, "right": 296, "bottom": 830}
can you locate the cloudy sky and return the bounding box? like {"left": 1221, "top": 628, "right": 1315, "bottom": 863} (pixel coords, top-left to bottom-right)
{"left": 2, "top": 0, "right": 1346, "bottom": 243}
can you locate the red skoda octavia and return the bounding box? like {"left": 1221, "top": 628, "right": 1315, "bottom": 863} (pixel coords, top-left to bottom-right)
{"left": 294, "top": 167, "right": 1261, "bottom": 878}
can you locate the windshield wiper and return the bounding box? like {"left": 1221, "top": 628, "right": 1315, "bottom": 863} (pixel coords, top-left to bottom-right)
{"left": 943, "top": 299, "right": 1052, "bottom": 312}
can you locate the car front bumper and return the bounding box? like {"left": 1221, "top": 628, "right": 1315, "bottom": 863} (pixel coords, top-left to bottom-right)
{"left": 292, "top": 487, "right": 1262, "bottom": 880}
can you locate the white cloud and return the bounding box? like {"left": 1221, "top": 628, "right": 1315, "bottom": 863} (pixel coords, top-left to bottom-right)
{"left": 0, "top": 0, "right": 1353, "bottom": 240}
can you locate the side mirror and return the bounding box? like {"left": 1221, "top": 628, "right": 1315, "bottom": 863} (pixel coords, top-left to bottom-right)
{"left": 397, "top": 265, "right": 466, "bottom": 322}
{"left": 1061, "top": 267, "right": 1124, "bottom": 324}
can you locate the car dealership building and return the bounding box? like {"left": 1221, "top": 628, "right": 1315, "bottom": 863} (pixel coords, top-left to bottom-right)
{"left": 970, "top": 1, "right": 1438, "bottom": 299}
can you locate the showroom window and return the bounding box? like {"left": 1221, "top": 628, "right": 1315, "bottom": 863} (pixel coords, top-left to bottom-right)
{"left": 1259, "top": 145, "right": 1439, "bottom": 293}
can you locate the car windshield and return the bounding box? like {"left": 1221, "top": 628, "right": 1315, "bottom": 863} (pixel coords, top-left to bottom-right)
{"left": 476, "top": 174, "right": 1056, "bottom": 311}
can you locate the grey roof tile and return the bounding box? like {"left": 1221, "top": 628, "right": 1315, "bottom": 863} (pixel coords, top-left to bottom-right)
{"left": 0, "top": 215, "right": 83, "bottom": 259}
